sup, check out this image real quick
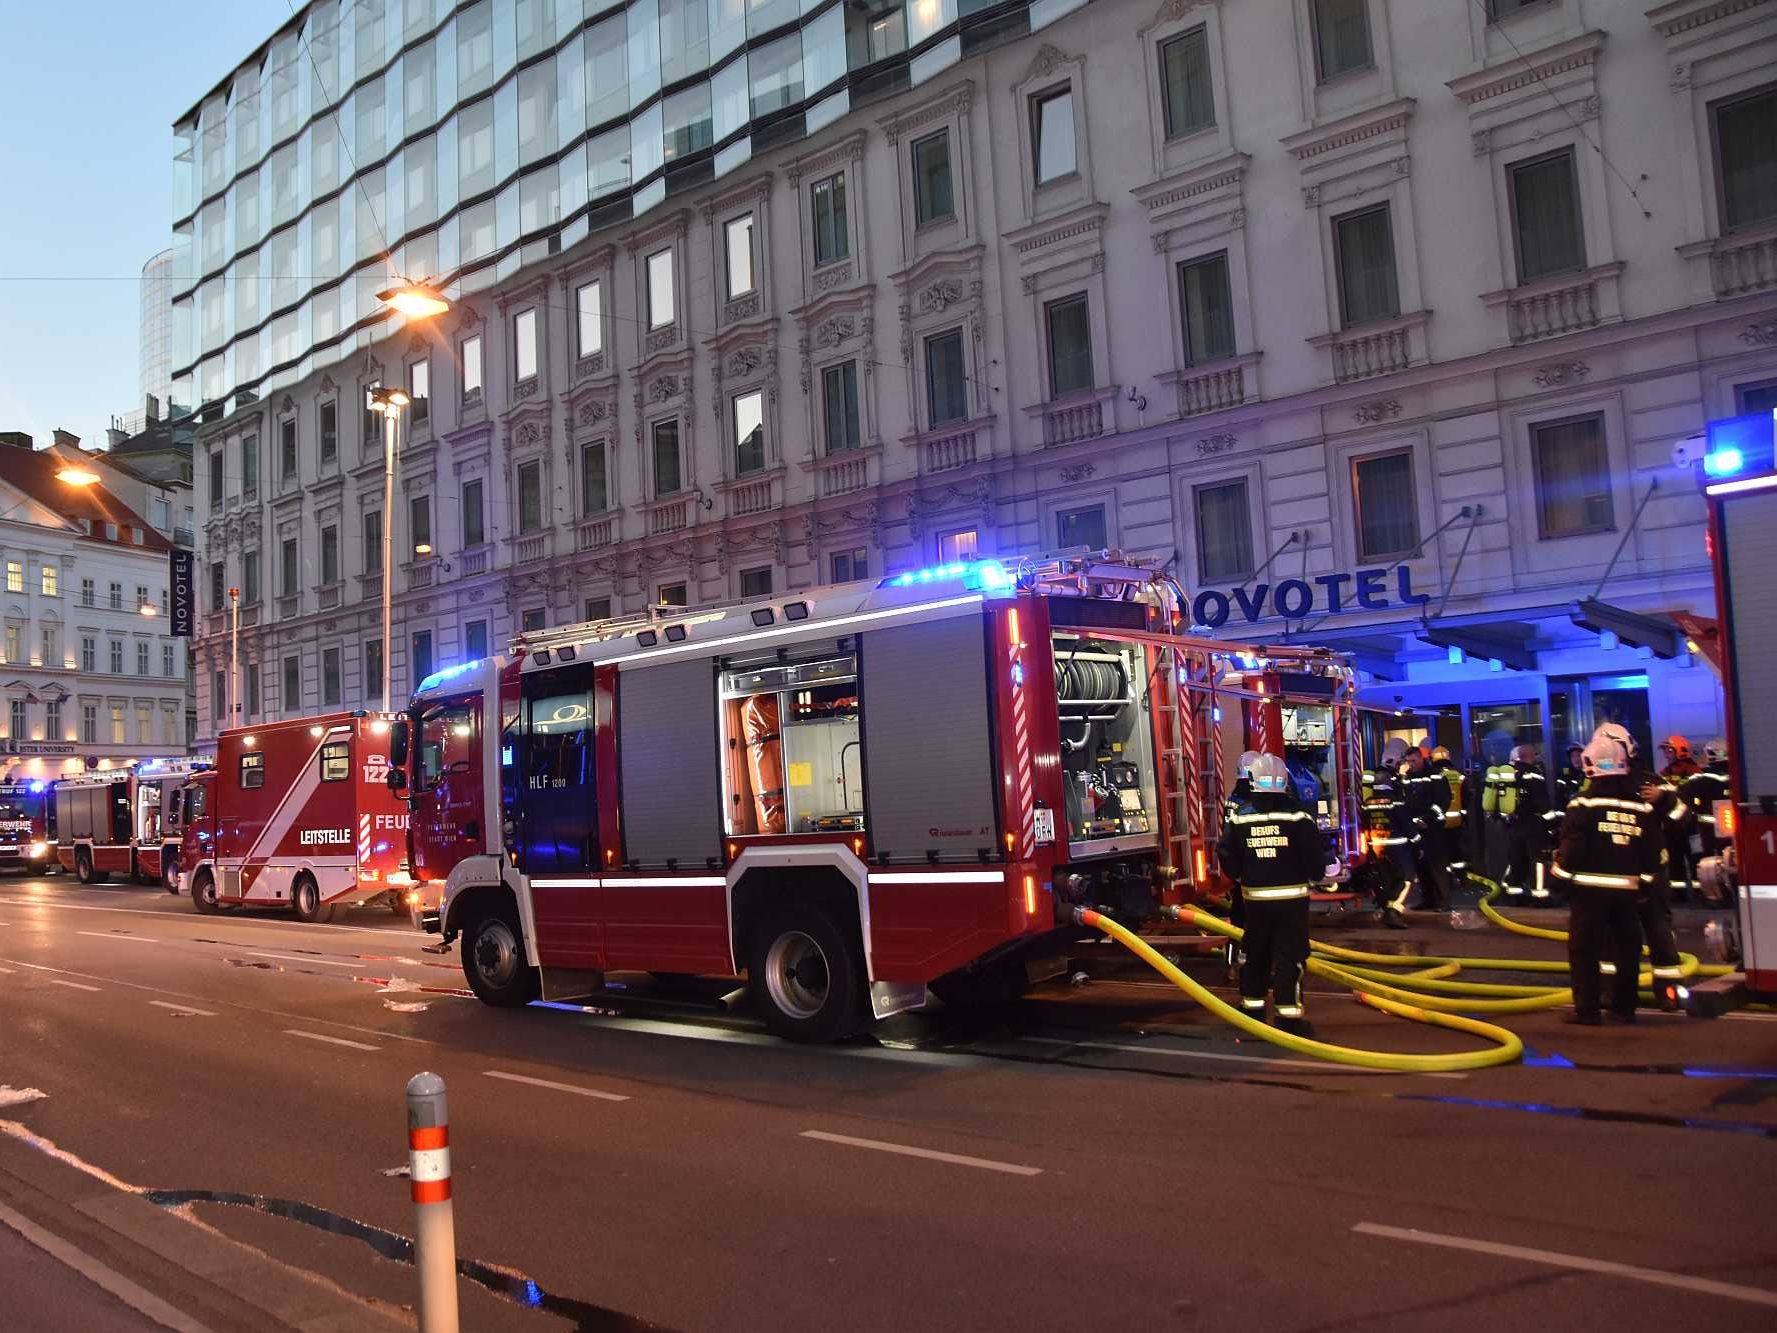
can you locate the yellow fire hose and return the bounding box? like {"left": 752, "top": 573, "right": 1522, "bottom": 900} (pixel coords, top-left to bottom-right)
{"left": 1466, "top": 872, "right": 1735, "bottom": 980}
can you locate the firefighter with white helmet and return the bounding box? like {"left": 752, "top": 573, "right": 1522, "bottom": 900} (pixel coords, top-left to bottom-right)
{"left": 1682, "top": 738, "right": 1733, "bottom": 859}
{"left": 1552, "top": 733, "right": 1667, "bottom": 1024}
{"left": 1217, "top": 750, "right": 1263, "bottom": 975}
{"left": 1500, "top": 744, "right": 1558, "bottom": 900}
{"left": 1593, "top": 723, "right": 1690, "bottom": 1005}
{"left": 1216, "top": 752, "right": 1323, "bottom": 1035}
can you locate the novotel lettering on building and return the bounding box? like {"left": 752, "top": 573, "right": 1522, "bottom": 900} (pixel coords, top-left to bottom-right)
{"left": 1190, "top": 566, "right": 1431, "bottom": 630}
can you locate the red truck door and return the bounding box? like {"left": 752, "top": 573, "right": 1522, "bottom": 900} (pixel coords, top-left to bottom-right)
{"left": 411, "top": 695, "right": 486, "bottom": 879}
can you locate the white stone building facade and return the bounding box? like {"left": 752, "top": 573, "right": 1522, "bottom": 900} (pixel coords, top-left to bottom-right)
{"left": 189, "top": 0, "right": 1777, "bottom": 756}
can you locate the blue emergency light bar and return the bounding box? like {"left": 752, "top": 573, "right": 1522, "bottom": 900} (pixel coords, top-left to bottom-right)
{"left": 417, "top": 658, "right": 483, "bottom": 693}
{"left": 883, "top": 560, "right": 1014, "bottom": 591}
{"left": 1703, "top": 410, "right": 1776, "bottom": 480}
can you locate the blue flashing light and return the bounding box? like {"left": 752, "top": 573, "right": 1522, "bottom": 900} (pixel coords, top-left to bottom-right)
{"left": 1703, "top": 446, "right": 1744, "bottom": 478}
{"left": 1011, "top": 662, "right": 1025, "bottom": 687}
{"left": 972, "top": 561, "right": 1014, "bottom": 591}
{"left": 1703, "top": 411, "right": 1775, "bottom": 480}
{"left": 417, "top": 658, "right": 481, "bottom": 693}
{"left": 27, "top": 780, "right": 46, "bottom": 794}
{"left": 886, "top": 560, "right": 1014, "bottom": 592}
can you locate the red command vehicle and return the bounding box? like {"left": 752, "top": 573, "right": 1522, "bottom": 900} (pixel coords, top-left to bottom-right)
{"left": 54, "top": 761, "right": 201, "bottom": 889}
{"left": 397, "top": 554, "right": 1361, "bottom": 1041}
{"left": 0, "top": 779, "right": 56, "bottom": 874}
{"left": 179, "top": 712, "right": 410, "bottom": 922}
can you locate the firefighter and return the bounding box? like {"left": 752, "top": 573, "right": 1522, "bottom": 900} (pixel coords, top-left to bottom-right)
{"left": 1218, "top": 750, "right": 1261, "bottom": 976}
{"left": 1428, "top": 745, "right": 1466, "bottom": 876}
{"left": 1592, "top": 723, "right": 1687, "bottom": 1007}
{"left": 1480, "top": 754, "right": 1516, "bottom": 889}
{"left": 1554, "top": 743, "right": 1587, "bottom": 810}
{"left": 1402, "top": 747, "right": 1450, "bottom": 911}
{"left": 1364, "top": 739, "right": 1420, "bottom": 929}
{"left": 1552, "top": 734, "right": 1666, "bottom": 1025}
{"left": 1657, "top": 735, "right": 1701, "bottom": 895}
{"left": 1683, "top": 738, "right": 1733, "bottom": 859}
{"left": 1216, "top": 752, "right": 1323, "bottom": 1036}
{"left": 1500, "top": 745, "right": 1558, "bottom": 901}
{"left": 1659, "top": 735, "right": 1700, "bottom": 783}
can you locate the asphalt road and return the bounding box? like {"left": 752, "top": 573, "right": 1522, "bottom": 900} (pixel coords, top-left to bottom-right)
{"left": 2, "top": 873, "right": 1776, "bottom": 1331}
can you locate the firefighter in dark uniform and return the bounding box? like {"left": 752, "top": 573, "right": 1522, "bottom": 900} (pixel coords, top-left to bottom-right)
{"left": 1657, "top": 735, "right": 1700, "bottom": 895}
{"left": 1552, "top": 734, "right": 1667, "bottom": 1025}
{"left": 1555, "top": 743, "right": 1586, "bottom": 810}
{"left": 1428, "top": 746, "right": 1466, "bottom": 878}
{"left": 1588, "top": 723, "right": 1687, "bottom": 1006}
{"left": 1217, "top": 753, "right": 1323, "bottom": 1037}
{"left": 1502, "top": 745, "right": 1559, "bottom": 901}
{"left": 1363, "top": 739, "right": 1420, "bottom": 929}
{"left": 1403, "top": 747, "right": 1450, "bottom": 911}
{"left": 1682, "top": 739, "right": 1733, "bottom": 860}
{"left": 1218, "top": 751, "right": 1261, "bottom": 977}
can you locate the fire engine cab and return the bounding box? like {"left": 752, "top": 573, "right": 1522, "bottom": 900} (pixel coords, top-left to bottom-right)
{"left": 178, "top": 712, "right": 410, "bottom": 922}
{"left": 397, "top": 554, "right": 1361, "bottom": 1041}
{"left": 0, "top": 779, "right": 55, "bottom": 874}
{"left": 54, "top": 761, "right": 201, "bottom": 889}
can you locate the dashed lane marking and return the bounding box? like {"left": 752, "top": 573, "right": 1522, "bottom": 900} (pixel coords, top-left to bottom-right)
{"left": 150, "top": 1000, "right": 218, "bottom": 1017}
{"left": 76, "top": 930, "right": 158, "bottom": 945}
{"left": 47, "top": 978, "right": 102, "bottom": 992}
{"left": 483, "top": 1070, "right": 631, "bottom": 1102}
{"left": 0, "top": 892, "right": 426, "bottom": 939}
{"left": 799, "top": 1129, "right": 1043, "bottom": 1177}
{"left": 284, "top": 1029, "right": 380, "bottom": 1052}
{"left": 1353, "top": 1222, "right": 1777, "bottom": 1308}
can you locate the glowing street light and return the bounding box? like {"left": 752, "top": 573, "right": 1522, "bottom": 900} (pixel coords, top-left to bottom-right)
{"left": 377, "top": 283, "right": 452, "bottom": 320}
{"left": 56, "top": 466, "right": 101, "bottom": 486}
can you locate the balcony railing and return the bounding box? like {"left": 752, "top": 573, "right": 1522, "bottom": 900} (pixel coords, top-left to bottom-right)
{"left": 576, "top": 515, "right": 617, "bottom": 550}
{"left": 1171, "top": 360, "right": 1250, "bottom": 417}
{"left": 513, "top": 531, "right": 553, "bottom": 565}
{"left": 317, "top": 583, "right": 341, "bottom": 610}
{"left": 1711, "top": 230, "right": 1777, "bottom": 299}
{"left": 461, "top": 546, "right": 490, "bottom": 575}
{"left": 1505, "top": 275, "right": 1601, "bottom": 344}
{"left": 923, "top": 427, "right": 978, "bottom": 474}
{"left": 727, "top": 477, "right": 777, "bottom": 518}
{"left": 1041, "top": 396, "right": 1106, "bottom": 448}
{"left": 815, "top": 450, "right": 870, "bottom": 497}
{"left": 405, "top": 562, "right": 435, "bottom": 591}
{"left": 648, "top": 498, "right": 690, "bottom": 535}
{"left": 1324, "top": 323, "right": 1414, "bottom": 382}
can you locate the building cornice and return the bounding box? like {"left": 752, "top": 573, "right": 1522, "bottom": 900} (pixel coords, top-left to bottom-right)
{"left": 1446, "top": 31, "right": 1606, "bottom": 105}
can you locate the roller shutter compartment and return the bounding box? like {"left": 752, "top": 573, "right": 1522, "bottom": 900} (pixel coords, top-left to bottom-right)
{"left": 617, "top": 659, "right": 723, "bottom": 867}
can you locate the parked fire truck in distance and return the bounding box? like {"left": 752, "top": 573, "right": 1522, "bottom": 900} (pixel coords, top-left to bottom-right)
{"left": 0, "top": 779, "right": 56, "bottom": 874}
{"left": 395, "top": 553, "right": 1361, "bottom": 1041}
{"left": 179, "top": 713, "right": 411, "bottom": 922}
{"left": 54, "top": 761, "right": 202, "bottom": 889}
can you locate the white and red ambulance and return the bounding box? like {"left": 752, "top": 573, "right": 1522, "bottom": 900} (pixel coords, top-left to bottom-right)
{"left": 0, "top": 779, "right": 56, "bottom": 875}
{"left": 178, "top": 712, "right": 411, "bottom": 922}
{"left": 54, "top": 761, "right": 201, "bottom": 889}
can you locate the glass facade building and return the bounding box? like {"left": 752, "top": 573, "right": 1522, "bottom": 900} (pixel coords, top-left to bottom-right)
{"left": 170, "top": 0, "right": 1009, "bottom": 415}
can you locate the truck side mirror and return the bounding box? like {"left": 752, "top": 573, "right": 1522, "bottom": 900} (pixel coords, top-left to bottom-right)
{"left": 386, "top": 768, "right": 407, "bottom": 794}
{"left": 389, "top": 719, "right": 410, "bottom": 767}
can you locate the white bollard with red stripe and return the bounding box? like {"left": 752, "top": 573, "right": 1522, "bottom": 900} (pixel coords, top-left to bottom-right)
{"left": 406, "top": 1071, "right": 459, "bottom": 1333}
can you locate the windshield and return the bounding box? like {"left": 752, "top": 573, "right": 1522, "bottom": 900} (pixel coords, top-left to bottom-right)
{"left": 0, "top": 795, "right": 44, "bottom": 822}
{"left": 417, "top": 703, "right": 475, "bottom": 790}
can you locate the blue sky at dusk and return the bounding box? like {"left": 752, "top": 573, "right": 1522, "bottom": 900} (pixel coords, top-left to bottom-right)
{"left": 0, "top": 4, "right": 282, "bottom": 449}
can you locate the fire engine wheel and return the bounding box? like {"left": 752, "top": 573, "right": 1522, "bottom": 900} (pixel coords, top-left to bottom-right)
{"left": 749, "top": 904, "right": 865, "bottom": 1043}
{"left": 162, "top": 859, "right": 180, "bottom": 894}
{"left": 291, "top": 874, "right": 335, "bottom": 924}
{"left": 74, "top": 850, "right": 109, "bottom": 885}
{"left": 462, "top": 907, "right": 539, "bottom": 1007}
{"left": 191, "top": 871, "right": 219, "bottom": 915}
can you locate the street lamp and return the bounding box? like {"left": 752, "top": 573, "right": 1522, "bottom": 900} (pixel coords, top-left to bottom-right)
{"left": 377, "top": 282, "right": 451, "bottom": 321}
{"left": 56, "top": 466, "right": 101, "bottom": 486}
{"left": 368, "top": 386, "right": 412, "bottom": 715}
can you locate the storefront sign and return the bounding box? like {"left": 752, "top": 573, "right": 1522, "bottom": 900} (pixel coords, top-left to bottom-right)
{"left": 1191, "top": 566, "right": 1431, "bottom": 629}
{"left": 1, "top": 741, "right": 75, "bottom": 755}
{"left": 168, "top": 548, "right": 194, "bottom": 637}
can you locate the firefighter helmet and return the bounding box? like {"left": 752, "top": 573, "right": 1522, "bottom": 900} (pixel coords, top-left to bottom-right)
{"left": 1592, "top": 722, "right": 1639, "bottom": 761}
{"left": 1661, "top": 735, "right": 1693, "bottom": 761}
{"left": 1249, "top": 753, "right": 1290, "bottom": 793}
{"left": 1236, "top": 750, "right": 1261, "bottom": 779}
{"left": 1582, "top": 735, "right": 1629, "bottom": 776}
{"left": 1704, "top": 737, "right": 1730, "bottom": 762}
{"left": 1510, "top": 744, "right": 1539, "bottom": 766}
{"left": 1430, "top": 745, "right": 1451, "bottom": 762}
{"left": 1380, "top": 737, "right": 1410, "bottom": 766}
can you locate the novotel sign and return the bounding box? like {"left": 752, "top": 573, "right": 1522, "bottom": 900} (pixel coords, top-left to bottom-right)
{"left": 1188, "top": 565, "right": 1430, "bottom": 630}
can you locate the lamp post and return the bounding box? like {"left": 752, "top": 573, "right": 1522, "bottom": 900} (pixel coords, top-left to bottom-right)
{"left": 228, "top": 586, "right": 240, "bottom": 725}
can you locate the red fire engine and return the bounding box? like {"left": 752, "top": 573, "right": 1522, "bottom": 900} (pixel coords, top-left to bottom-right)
{"left": 0, "top": 778, "right": 56, "bottom": 875}
{"left": 178, "top": 712, "right": 411, "bottom": 922}
{"left": 396, "top": 554, "right": 1362, "bottom": 1041}
{"left": 54, "top": 761, "right": 201, "bottom": 889}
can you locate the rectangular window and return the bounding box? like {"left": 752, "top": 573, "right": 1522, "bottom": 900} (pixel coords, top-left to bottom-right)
{"left": 462, "top": 335, "right": 484, "bottom": 402}
{"left": 363, "top": 381, "right": 381, "bottom": 448}
{"left": 822, "top": 362, "right": 861, "bottom": 454}
{"left": 733, "top": 390, "right": 766, "bottom": 476}
{"left": 244, "top": 549, "right": 259, "bottom": 605}
{"left": 410, "top": 495, "right": 433, "bottom": 558}
{"left": 320, "top": 400, "right": 338, "bottom": 463}
{"left": 576, "top": 281, "right": 603, "bottom": 357}
{"left": 46, "top": 697, "right": 61, "bottom": 738}
{"left": 409, "top": 358, "right": 430, "bottom": 426}
{"left": 1333, "top": 204, "right": 1400, "bottom": 327}
{"left": 136, "top": 641, "right": 150, "bottom": 675}
{"left": 1312, "top": 0, "right": 1373, "bottom": 82}
{"left": 283, "top": 655, "right": 300, "bottom": 707}
{"left": 209, "top": 450, "right": 223, "bottom": 505}
{"left": 1711, "top": 85, "right": 1777, "bottom": 232}
{"left": 1353, "top": 450, "right": 1419, "bottom": 560}
{"left": 580, "top": 442, "right": 608, "bottom": 515}
{"left": 109, "top": 581, "right": 122, "bottom": 610}
{"left": 1031, "top": 88, "right": 1076, "bottom": 184}
{"left": 279, "top": 418, "right": 296, "bottom": 479}
{"left": 320, "top": 741, "right": 350, "bottom": 782}
{"left": 513, "top": 308, "right": 538, "bottom": 382}
{"left": 1160, "top": 27, "right": 1215, "bottom": 139}
{"left": 937, "top": 529, "right": 978, "bottom": 563}
{"left": 365, "top": 640, "right": 382, "bottom": 696}
{"left": 912, "top": 131, "right": 953, "bottom": 226}
{"left": 583, "top": 597, "right": 612, "bottom": 622}
{"left": 363, "top": 510, "right": 383, "bottom": 575}
{"left": 1178, "top": 252, "right": 1236, "bottom": 364}
{"left": 657, "top": 583, "right": 687, "bottom": 608}
{"left": 1057, "top": 505, "right": 1108, "bottom": 552}
{"left": 653, "top": 419, "right": 682, "bottom": 496}
{"left": 811, "top": 173, "right": 849, "bottom": 265}
{"left": 1488, "top": 0, "right": 1543, "bottom": 15}
{"left": 1045, "top": 293, "right": 1094, "bottom": 397}
{"left": 39, "top": 564, "right": 56, "bottom": 597}
{"left": 281, "top": 536, "right": 298, "bottom": 597}
{"left": 1738, "top": 378, "right": 1777, "bottom": 417}
{"left": 3, "top": 624, "right": 18, "bottom": 665}
{"left": 81, "top": 636, "right": 96, "bottom": 671}
{"left": 725, "top": 215, "right": 755, "bottom": 299}
{"left": 7, "top": 698, "right": 22, "bottom": 739}
{"left": 322, "top": 647, "right": 342, "bottom": 706}
{"left": 84, "top": 702, "right": 99, "bottom": 742}
{"left": 740, "top": 567, "right": 772, "bottom": 598}
{"left": 1509, "top": 149, "right": 1585, "bottom": 282}
{"left": 240, "top": 751, "right": 265, "bottom": 788}
{"left": 410, "top": 631, "right": 433, "bottom": 685}
{"left": 466, "top": 620, "right": 489, "bottom": 660}
{"left": 1195, "top": 479, "right": 1254, "bottom": 583}
{"left": 517, "top": 461, "right": 543, "bottom": 533}
{"left": 521, "top": 608, "right": 547, "bottom": 632}
{"left": 1533, "top": 415, "right": 1614, "bottom": 539}
{"left": 109, "top": 639, "right": 124, "bottom": 674}
{"left": 647, "top": 250, "right": 675, "bottom": 328}
{"left": 925, "top": 329, "right": 968, "bottom": 425}
{"left": 5, "top": 561, "right": 21, "bottom": 594}
{"left": 163, "top": 644, "right": 175, "bottom": 677}
{"left": 462, "top": 479, "right": 485, "bottom": 547}
{"left": 81, "top": 577, "right": 94, "bottom": 607}
{"left": 830, "top": 547, "right": 867, "bottom": 583}
{"left": 320, "top": 525, "right": 339, "bottom": 585}
{"left": 42, "top": 625, "right": 58, "bottom": 665}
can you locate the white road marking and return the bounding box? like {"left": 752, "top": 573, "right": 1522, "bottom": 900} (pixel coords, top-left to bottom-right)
{"left": 1352, "top": 1223, "right": 1777, "bottom": 1308}
{"left": 0, "top": 892, "right": 427, "bottom": 939}
{"left": 799, "top": 1129, "right": 1042, "bottom": 1177}
{"left": 47, "top": 978, "right": 101, "bottom": 992}
{"left": 0, "top": 1087, "right": 47, "bottom": 1108}
{"left": 283, "top": 1029, "right": 380, "bottom": 1052}
{"left": 1020, "top": 1035, "right": 1467, "bottom": 1079}
{"left": 246, "top": 949, "right": 420, "bottom": 971}
{"left": 150, "top": 1000, "right": 217, "bottom": 1017}
{"left": 1725, "top": 1012, "right": 1777, "bottom": 1023}
{"left": 76, "top": 930, "right": 157, "bottom": 945}
{"left": 483, "top": 1070, "right": 631, "bottom": 1102}
{"left": 0, "top": 964, "right": 12, "bottom": 973}
{"left": 0, "top": 1197, "right": 210, "bottom": 1333}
